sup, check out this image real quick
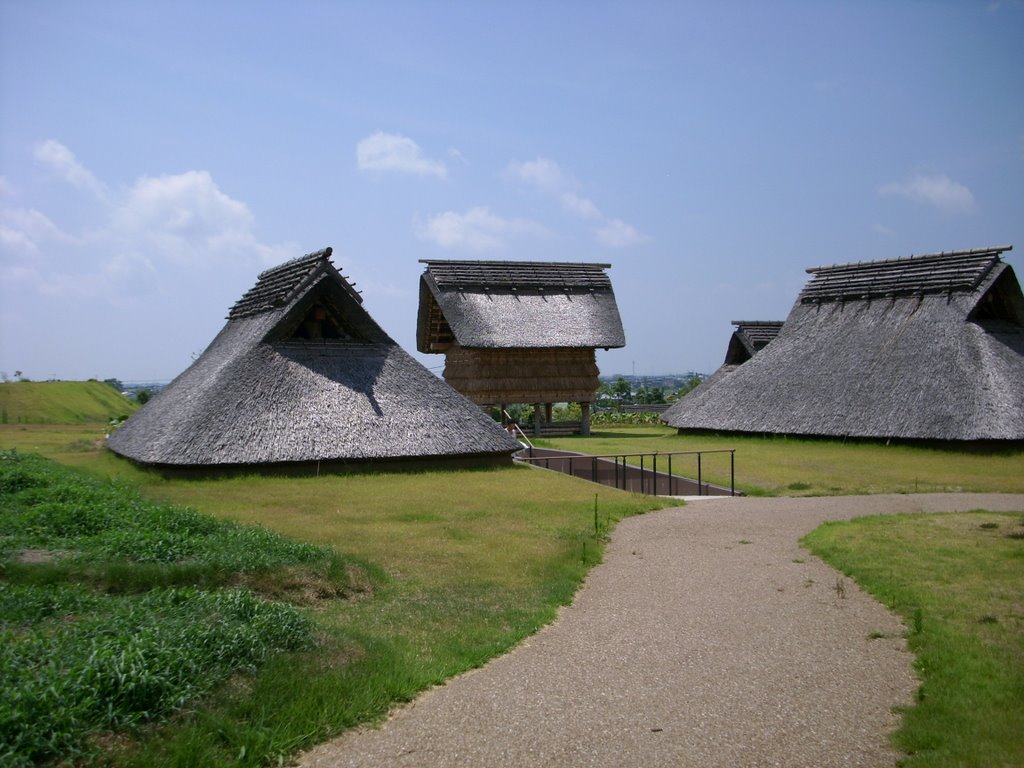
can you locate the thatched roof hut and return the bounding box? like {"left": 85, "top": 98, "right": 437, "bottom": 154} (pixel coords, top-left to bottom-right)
{"left": 416, "top": 260, "right": 625, "bottom": 435}
{"left": 663, "top": 246, "right": 1024, "bottom": 442}
{"left": 682, "top": 320, "right": 785, "bottom": 399}
{"left": 724, "top": 320, "right": 785, "bottom": 365}
{"left": 107, "top": 248, "right": 521, "bottom": 471}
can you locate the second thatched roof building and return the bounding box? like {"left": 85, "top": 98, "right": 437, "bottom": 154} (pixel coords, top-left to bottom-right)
{"left": 416, "top": 259, "right": 626, "bottom": 435}
{"left": 663, "top": 246, "right": 1024, "bottom": 442}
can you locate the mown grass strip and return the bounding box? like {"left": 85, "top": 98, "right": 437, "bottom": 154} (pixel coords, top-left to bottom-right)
{"left": 535, "top": 425, "right": 1024, "bottom": 496}
{"left": 802, "top": 511, "right": 1024, "bottom": 767}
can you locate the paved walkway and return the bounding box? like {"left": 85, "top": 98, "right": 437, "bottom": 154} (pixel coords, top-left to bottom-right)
{"left": 299, "top": 493, "right": 1024, "bottom": 768}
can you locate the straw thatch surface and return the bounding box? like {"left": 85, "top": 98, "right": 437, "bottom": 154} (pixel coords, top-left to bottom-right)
{"left": 107, "top": 249, "right": 520, "bottom": 468}
{"left": 417, "top": 260, "right": 625, "bottom": 350}
{"left": 416, "top": 260, "right": 625, "bottom": 411}
{"left": 663, "top": 246, "right": 1024, "bottom": 441}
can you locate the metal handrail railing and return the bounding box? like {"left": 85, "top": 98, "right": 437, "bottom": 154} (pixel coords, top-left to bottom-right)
{"left": 516, "top": 448, "right": 736, "bottom": 497}
{"left": 502, "top": 410, "right": 534, "bottom": 449}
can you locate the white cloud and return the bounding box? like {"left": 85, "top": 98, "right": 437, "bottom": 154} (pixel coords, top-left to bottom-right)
{"left": 0, "top": 177, "right": 14, "bottom": 197}
{"left": 0, "top": 208, "right": 76, "bottom": 253}
{"left": 112, "top": 169, "right": 251, "bottom": 244}
{"left": 506, "top": 155, "right": 649, "bottom": 247}
{"left": 596, "top": 218, "right": 651, "bottom": 248}
{"left": 416, "top": 207, "right": 545, "bottom": 251}
{"left": 0, "top": 225, "right": 38, "bottom": 254}
{"left": 34, "top": 140, "right": 108, "bottom": 200}
{"left": 448, "top": 147, "right": 469, "bottom": 165}
{"left": 1, "top": 143, "right": 295, "bottom": 300}
{"left": 356, "top": 131, "right": 448, "bottom": 178}
{"left": 560, "top": 192, "right": 602, "bottom": 220}
{"left": 506, "top": 157, "right": 570, "bottom": 191}
{"left": 878, "top": 173, "right": 976, "bottom": 214}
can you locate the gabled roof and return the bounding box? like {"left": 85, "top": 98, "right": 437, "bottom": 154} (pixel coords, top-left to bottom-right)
{"left": 417, "top": 259, "right": 626, "bottom": 350}
{"left": 724, "top": 320, "right": 785, "bottom": 365}
{"left": 228, "top": 248, "right": 361, "bottom": 319}
{"left": 108, "top": 248, "right": 520, "bottom": 468}
{"left": 663, "top": 246, "right": 1024, "bottom": 442}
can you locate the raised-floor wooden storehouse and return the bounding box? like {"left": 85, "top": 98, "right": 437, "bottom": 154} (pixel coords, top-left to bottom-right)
{"left": 663, "top": 246, "right": 1024, "bottom": 442}
{"left": 107, "top": 248, "right": 521, "bottom": 471}
{"left": 417, "top": 260, "right": 626, "bottom": 435}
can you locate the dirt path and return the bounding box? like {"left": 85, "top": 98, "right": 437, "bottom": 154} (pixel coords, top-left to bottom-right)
{"left": 299, "top": 493, "right": 1024, "bottom": 768}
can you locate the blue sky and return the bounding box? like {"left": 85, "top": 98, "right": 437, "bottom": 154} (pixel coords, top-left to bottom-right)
{"left": 2, "top": 1, "right": 1022, "bottom": 383}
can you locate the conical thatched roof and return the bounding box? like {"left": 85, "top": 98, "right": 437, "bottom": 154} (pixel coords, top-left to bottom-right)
{"left": 663, "top": 246, "right": 1024, "bottom": 442}
{"left": 107, "top": 248, "right": 521, "bottom": 469}
{"left": 416, "top": 260, "right": 626, "bottom": 351}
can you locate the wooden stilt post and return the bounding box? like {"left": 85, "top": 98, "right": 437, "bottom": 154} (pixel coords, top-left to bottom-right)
{"left": 581, "top": 402, "right": 591, "bottom": 436}
{"left": 534, "top": 402, "right": 543, "bottom": 436}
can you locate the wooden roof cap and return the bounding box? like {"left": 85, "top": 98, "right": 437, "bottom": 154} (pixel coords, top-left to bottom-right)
{"left": 229, "top": 247, "right": 351, "bottom": 319}
{"left": 420, "top": 259, "right": 614, "bottom": 291}
{"left": 800, "top": 245, "right": 1012, "bottom": 303}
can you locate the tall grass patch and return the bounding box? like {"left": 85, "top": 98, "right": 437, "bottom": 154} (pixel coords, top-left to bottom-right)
{"left": 802, "top": 511, "right": 1024, "bottom": 767}
{"left": 0, "top": 450, "right": 359, "bottom": 766}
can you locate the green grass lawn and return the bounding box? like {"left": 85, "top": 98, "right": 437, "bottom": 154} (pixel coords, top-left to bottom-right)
{"left": 803, "top": 512, "right": 1024, "bottom": 767}
{"left": 0, "top": 428, "right": 669, "bottom": 766}
{"left": 534, "top": 425, "right": 1024, "bottom": 496}
{"left": 3, "top": 422, "right": 1023, "bottom": 766}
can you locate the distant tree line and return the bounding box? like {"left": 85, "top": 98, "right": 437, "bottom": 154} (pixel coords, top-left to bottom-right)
{"left": 597, "top": 374, "right": 703, "bottom": 407}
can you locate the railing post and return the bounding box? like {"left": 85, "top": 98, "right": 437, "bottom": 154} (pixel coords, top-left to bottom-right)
{"left": 653, "top": 453, "right": 658, "bottom": 497}
{"left": 697, "top": 453, "right": 702, "bottom": 496}
{"left": 730, "top": 450, "right": 735, "bottom": 497}
{"left": 668, "top": 454, "right": 673, "bottom": 496}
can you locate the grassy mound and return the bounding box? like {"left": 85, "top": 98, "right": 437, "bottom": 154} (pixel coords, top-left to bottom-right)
{"left": 0, "top": 381, "right": 137, "bottom": 425}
